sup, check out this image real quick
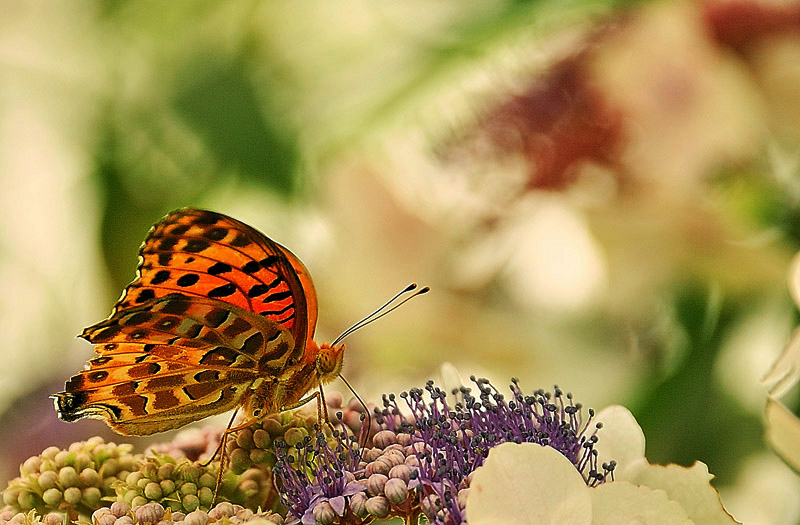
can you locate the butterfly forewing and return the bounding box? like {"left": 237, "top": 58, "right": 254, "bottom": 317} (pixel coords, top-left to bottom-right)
{"left": 55, "top": 294, "right": 300, "bottom": 435}
{"left": 114, "top": 208, "right": 317, "bottom": 351}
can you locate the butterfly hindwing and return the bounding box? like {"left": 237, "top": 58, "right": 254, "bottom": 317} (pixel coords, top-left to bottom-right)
{"left": 54, "top": 294, "right": 300, "bottom": 435}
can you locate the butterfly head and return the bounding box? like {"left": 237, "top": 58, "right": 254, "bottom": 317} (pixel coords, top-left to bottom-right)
{"left": 315, "top": 342, "right": 345, "bottom": 384}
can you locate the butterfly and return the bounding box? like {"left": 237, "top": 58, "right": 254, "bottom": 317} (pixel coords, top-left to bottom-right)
{"left": 52, "top": 208, "right": 421, "bottom": 437}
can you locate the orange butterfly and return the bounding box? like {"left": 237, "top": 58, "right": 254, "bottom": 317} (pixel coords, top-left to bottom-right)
{"left": 52, "top": 208, "right": 425, "bottom": 438}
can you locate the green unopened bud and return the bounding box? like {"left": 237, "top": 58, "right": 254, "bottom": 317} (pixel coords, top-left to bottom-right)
{"left": 144, "top": 482, "right": 162, "bottom": 500}
{"left": 37, "top": 471, "right": 58, "bottom": 491}
{"left": 157, "top": 463, "right": 175, "bottom": 481}
{"left": 63, "top": 486, "right": 82, "bottom": 506}
{"left": 58, "top": 466, "right": 79, "bottom": 487}
{"left": 54, "top": 451, "right": 70, "bottom": 469}
{"left": 42, "top": 488, "right": 63, "bottom": 506}
{"left": 79, "top": 467, "right": 99, "bottom": 487}
{"left": 41, "top": 447, "right": 60, "bottom": 461}
{"left": 252, "top": 429, "right": 271, "bottom": 449}
{"left": 73, "top": 452, "right": 92, "bottom": 472}
{"left": 182, "top": 494, "right": 200, "bottom": 512}
{"left": 198, "top": 487, "right": 213, "bottom": 508}
{"left": 198, "top": 473, "right": 216, "bottom": 489}
{"left": 159, "top": 479, "right": 175, "bottom": 495}
{"left": 82, "top": 487, "right": 102, "bottom": 508}
{"left": 21, "top": 456, "right": 42, "bottom": 476}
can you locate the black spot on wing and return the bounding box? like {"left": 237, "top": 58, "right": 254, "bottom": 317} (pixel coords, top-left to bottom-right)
{"left": 184, "top": 239, "right": 210, "bottom": 253}
{"left": 199, "top": 347, "right": 239, "bottom": 366}
{"left": 208, "top": 283, "right": 236, "bottom": 298}
{"left": 176, "top": 274, "right": 199, "bottom": 287}
{"left": 242, "top": 261, "right": 260, "bottom": 273}
{"left": 241, "top": 332, "right": 263, "bottom": 355}
{"left": 207, "top": 262, "right": 232, "bottom": 275}
{"left": 150, "top": 270, "right": 171, "bottom": 285}
{"left": 203, "top": 227, "right": 228, "bottom": 241}
{"left": 135, "top": 289, "right": 156, "bottom": 304}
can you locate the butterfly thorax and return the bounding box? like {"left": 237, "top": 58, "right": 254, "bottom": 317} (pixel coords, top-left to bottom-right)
{"left": 242, "top": 341, "right": 344, "bottom": 420}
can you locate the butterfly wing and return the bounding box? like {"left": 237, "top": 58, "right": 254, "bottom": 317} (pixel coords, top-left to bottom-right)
{"left": 113, "top": 208, "right": 318, "bottom": 352}
{"left": 54, "top": 294, "right": 301, "bottom": 435}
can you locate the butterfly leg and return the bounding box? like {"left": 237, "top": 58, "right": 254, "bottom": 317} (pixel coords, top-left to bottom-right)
{"left": 280, "top": 384, "right": 331, "bottom": 424}
{"left": 207, "top": 409, "right": 263, "bottom": 506}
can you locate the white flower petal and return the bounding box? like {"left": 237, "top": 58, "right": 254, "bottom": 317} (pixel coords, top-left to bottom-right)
{"left": 439, "top": 361, "right": 466, "bottom": 407}
{"left": 626, "top": 462, "right": 739, "bottom": 524}
{"left": 591, "top": 481, "right": 693, "bottom": 524}
{"left": 762, "top": 326, "right": 800, "bottom": 398}
{"left": 765, "top": 397, "right": 800, "bottom": 473}
{"left": 467, "top": 442, "right": 592, "bottom": 525}
{"left": 593, "top": 405, "right": 646, "bottom": 478}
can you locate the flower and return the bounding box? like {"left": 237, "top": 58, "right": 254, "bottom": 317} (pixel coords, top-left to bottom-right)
{"left": 380, "top": 378, "right": 614, "bottom": 525}
{"left": 273, "top": 426, "right": 367, "bottom": 525}
{"left": 763, "top": 251, "right": 800, "bottom": 472}
{"left": 273, "top": 377, "right": 614, "bottom": 525}
{"left": 466, "top": 406, "right": 739, "bottom": 524}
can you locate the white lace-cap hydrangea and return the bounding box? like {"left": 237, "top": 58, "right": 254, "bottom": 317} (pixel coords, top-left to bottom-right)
{"left": 466, "top": 406, "right": 738, "bottom": 524}
{"left": 763, "top": 252, "right": 800, "bottom": 473}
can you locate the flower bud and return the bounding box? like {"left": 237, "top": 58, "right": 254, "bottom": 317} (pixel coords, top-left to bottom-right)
{"left": 364, "top": 495, "right": 390, "bottom": 518}
{"left": 252, "top": 429, "right": 271, "bottom": 449}
{"left": 37, "top": 470, "right": 58, "bottom": 491}
{"left": 144, "top": 482, "right": 162, "bottom": 500}
{"left": 79, "top": 467, "right": 100, "bottom": 487}
{"left": 54, "top": 451, "right": 70, "bottom": 469}
{"left": 110, "top": 501, "right": 131, "bottom": 517}
{"left": 207, "top": 502, "right": 235, "bottom": 520}
{"left": 134, "top": 502, "right": 165, "bottom": 524}
{"left": 58, "top": 467, "right": 79, "bottom": 487}
{"left": 21, "top": 456, "right": 42, "bottom": 476}
{"left": 372, "top": 430, "right": 397, "bottom": 448}
{"left": 349, "top": 492, "right": 368, "bottom": 518}
{"left": 184, "top": 509, "right": 209, "bottom": 525}
{"left": 82, "top": 487, "right": 102, "bottom": 508}
{"left": 197, "top": 473, "right": 216, "bottom": 489}
{"left": 312, "top": 501, "right": 336, "bottom": 525}
{"left": 91, "top": 508, "right": 116, "bottom": 525}
{"left": 63, "top": 487, "right": 82, "bottom": 505}
{"left": 42, "top": 512, "right": 64, "bottom": 525}
{"left": 182, "top": 494, "right": 200, "bottom": 512}
{"left": 388, "top": 464, "right": 412, "bottom": 483}
{"left": 236, "top": 428, "right": 254, "bottom": 449}
{"left": 384, "top": 477, "right": 409, "bottom": 504}
{"left": 457, "top": 487, "right": 470, "bottom": 509}
{"left": 366, "top": 474, "right": 388, "bottom": 496}
{"left": 159, "top": 479, "right": 175, "bottom": 495}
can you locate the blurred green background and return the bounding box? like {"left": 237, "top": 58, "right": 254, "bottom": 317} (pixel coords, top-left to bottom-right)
{"left": 2, "top": 1, "right": 800, "bottom": 523}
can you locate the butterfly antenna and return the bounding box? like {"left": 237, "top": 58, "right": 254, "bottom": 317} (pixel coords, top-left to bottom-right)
{"left": 339, "top": 373, "right": 371, "bottom": 449}
{"left": 331, "top": 283, "right": 430, "bottom": 346}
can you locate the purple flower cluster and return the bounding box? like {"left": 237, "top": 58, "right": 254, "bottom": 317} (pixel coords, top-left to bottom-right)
{"left": 379, "top": 377, "right": 615, "bottom": 525}
{"left": 273, "top": 378, "right": 615, "bottom": 525}
{"left": 273, "top": 426, "right": 366, "bottom": 525}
